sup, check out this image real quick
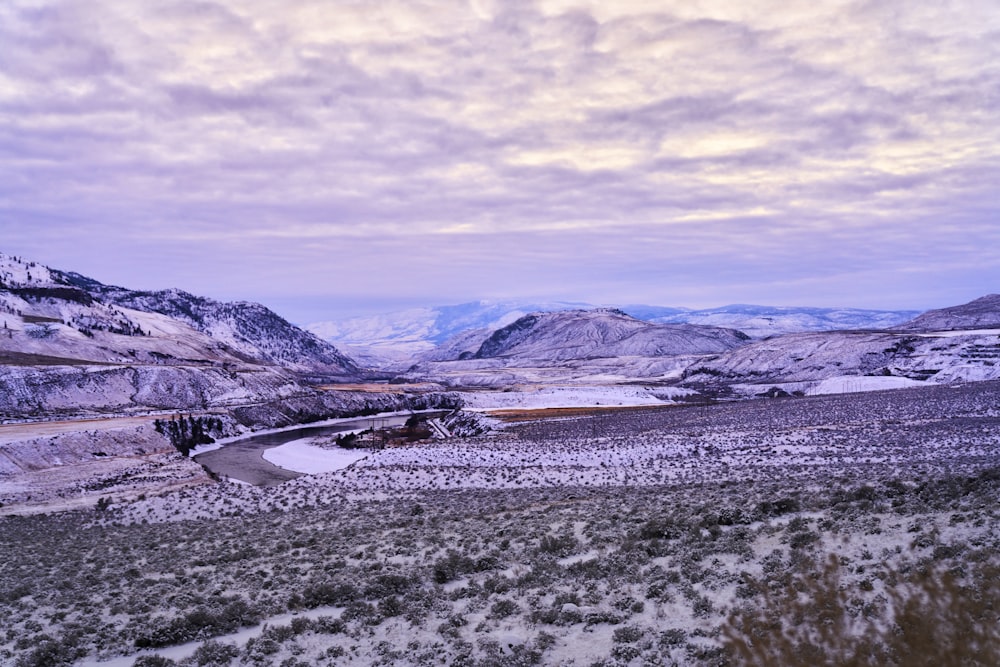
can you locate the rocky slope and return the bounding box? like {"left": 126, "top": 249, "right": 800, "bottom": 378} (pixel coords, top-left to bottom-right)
{"left": 680, "top": 328, "right": 1000, "bottom": 395}
{"left": 400, "top": 309, "right": 750, "bottom": 388}
{"left": 675, "top": 294, "right": 1000, "bottom": 395}
{"left": 629, "top": 303, "right": 920, "bottom": 338}
{"left": 402, "top": 300, "right": 1000, "bottom": 396}
{"left": 45, "top": 266, "right": 359, "bottom": 379}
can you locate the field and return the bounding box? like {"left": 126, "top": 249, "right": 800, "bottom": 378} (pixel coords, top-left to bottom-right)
{"left": 2, "top": 381, "right": 1000, "bottom": 666}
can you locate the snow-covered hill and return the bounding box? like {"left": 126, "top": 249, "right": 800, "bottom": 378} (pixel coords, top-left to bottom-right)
{"left": 0, "top": 252, "right": 358, "bottom": 379}
{"left": 898, "top": 294, "right": 1000, "bottom": 332}
{"left": 0, "top": 252, "right": 386, "bottom": 423}
{"left": 468, "top": 309, "right": 748, "bottom": 361}
{"left": 399, "top": 309, "right": 751, "bottom": 390}
{"left": 680, "top": 328, "right": 1000, "bottom": 395}
{"left": 629, "top": 304, "right": 921, "bottom": 338}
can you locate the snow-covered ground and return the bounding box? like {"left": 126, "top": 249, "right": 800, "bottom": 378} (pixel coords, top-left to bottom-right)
{"left": 914, "top": 328, "right": 1000, "bottom": 338}
{"left": 455, "top": 385, "right": 694, "bottom": 410}
{"left": 804, "top": 375, "right": 926, "bottom": 395}
{"left": 261, "top": 438, "right": 370, "bottom": 474}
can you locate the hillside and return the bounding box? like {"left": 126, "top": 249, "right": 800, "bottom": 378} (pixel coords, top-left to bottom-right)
{"left": 899, "top": 294, "right": 1000, "bottom": 332}
{"left": 0, "top": 253, "right": 358, "bottom": 380}
{"left": 680, "top": 327, "right": 1000, "bottom": 396}
{"left": 399, "top": 309, "right": 750, "bottom": 392}
{"left": 0, "top": 252, "right": 390, "bottom": 424}
{"left": 470, "top": 309, "right": 748, "bottom": 361}
{"left": 630, "top": 303, "right": 920, "bottom": 338}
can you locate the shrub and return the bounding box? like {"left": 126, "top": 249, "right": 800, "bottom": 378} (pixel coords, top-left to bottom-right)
{"left": 132, "top": 657, "right": 177, "bottom": 667}
{"left": 612, "top": 625, "right": 643, "bottom": 643}
{"left": 190, "top": 639, "right": 238, "bottom": 666}
{"left": 536, "top": 534, "right": 578, "bottom": 557}
{"left": 489, "top": 599, "right": 520, "bottom": 620}
{"left": 723, "top": 554, "right": 1000, "bottom": 666}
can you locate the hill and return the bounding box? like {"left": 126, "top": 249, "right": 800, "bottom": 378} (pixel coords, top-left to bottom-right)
{"left": 898, "top": 294, "right": 1000, "bottom": 332}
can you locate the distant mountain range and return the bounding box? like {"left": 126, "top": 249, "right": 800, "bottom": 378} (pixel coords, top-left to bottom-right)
{"left": 4, "top": 250, "right": 998, "bottom": 418}
{"left": 307, "top": 299, "right": 921, "bottom": 368}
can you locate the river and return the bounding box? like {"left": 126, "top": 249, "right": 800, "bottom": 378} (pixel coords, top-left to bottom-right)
{"left": 192, "top": 414, "right": 414, "bottom": 486}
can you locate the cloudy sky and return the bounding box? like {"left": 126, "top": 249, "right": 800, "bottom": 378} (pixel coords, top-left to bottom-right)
{"left": 2, "top": 0, "right": 999, "bottom": 323}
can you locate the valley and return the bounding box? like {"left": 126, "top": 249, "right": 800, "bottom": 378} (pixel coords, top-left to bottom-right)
{"left": 2, "top": 252, "right": 1000, "bottom": 665}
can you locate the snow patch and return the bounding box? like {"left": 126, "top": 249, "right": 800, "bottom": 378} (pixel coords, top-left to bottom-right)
{"left": 261, "top": 438, "right": 370, "bottom": 474}
{"left": 805, "top": 375, "right": 926, "bottom": 396}
{"left": 457, "top": 385, "right": 685, "bottom": 410}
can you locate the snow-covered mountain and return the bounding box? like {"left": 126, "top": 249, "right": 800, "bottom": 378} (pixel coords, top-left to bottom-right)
{"left": 0, "top": 253, "right": 358, "bottom": 379}
{"left": 399, "top": 309, "right": 752, "bottom": 388}
{"left": 467, "top": 309, "right": 748, "bottom": 361}
{"left": 898, "top": 294, "right": 1000, "bottom": 332}
{"left": 307, "top": 300, "right": 592, "bottom": 367}
{"left": 627, "top": 304, "right": 921, "bottom": 338}
{"left": 0, "top": 252, "right": 382, "bottom": 422}
{"left": 308, "top": 300, "right": 920, "bottom": 368}
{"left": 399, "top": 297, "right": 1000, "bottom": 397}
{"left": 680, "top": 327, "right": 1000, "bottom": 396}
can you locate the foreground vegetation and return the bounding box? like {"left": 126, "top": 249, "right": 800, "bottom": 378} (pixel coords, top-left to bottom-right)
{"left": 2, "top": 382, "right": 999, "bottom": 666}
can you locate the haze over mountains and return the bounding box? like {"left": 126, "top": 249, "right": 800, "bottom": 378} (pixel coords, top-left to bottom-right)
{"left": 307, "top": 300, "right": 921, "bottom": 368}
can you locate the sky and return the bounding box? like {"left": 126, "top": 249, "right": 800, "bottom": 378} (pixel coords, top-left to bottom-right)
{"left": 2, "top": 0, "right": 999, "bottom": 324}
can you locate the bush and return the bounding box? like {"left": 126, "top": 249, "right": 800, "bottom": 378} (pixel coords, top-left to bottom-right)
{"left": 723, "top": 554, "right": 1000, "bottom": 666}
{"left": 132, "top": 657, "right": 177, "bottom": 667}
{"left": 612, "top": 625, "right": 643, "bottom": 643}
{"left": 190, "top": 639, "right": 238, "bottom": 666}
{"left": 432, "top": 551, "right": 477, "bottom": 584}
{"left": 301, "top": 580, "right": 358, "bottom": 608}
{"left": 489, "top": 599, "right": 520, "bottom": 620}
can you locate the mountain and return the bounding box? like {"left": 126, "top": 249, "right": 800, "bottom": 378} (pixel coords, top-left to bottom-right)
{"left": 399, "top": 308, "right": 752, "bottom": 388}
{"left": 306, "top": 300, "right": 592, "bottom": 366}
{"left": 308, "top": 300, "right": 920, "bottom": 368}
{"left": 628, "top": 304, "right": 921, "bottom": 338}
{"left": 680, "top": 326, "right": 1000, "bottom": 396}
{"left": 468, "top": 309, "right": 749, "bottom": 361}
{"left": 400, "top": 298, "right": 1000, "bottom": 396}
{"left": 0, "top": 253, "right": 358, "bottom": 379}
{"left": 898, "top": 294, "right": 1000, "bottom": 332}
{"left": 0, "top": 252, "right": 381, "bottom": 423}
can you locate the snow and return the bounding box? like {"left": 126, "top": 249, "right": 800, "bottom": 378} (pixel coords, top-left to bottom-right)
{"left": 262, "top": 438, "right": 370, "bottom": 474}
{"left": 915, "top": 328, "right": 1000, "bottom": 338}
{"left": 456, "top": 385, "right": 687, "bottom": 410}
{"left": 805, "top": 375, "right": 926, "bottom": 396}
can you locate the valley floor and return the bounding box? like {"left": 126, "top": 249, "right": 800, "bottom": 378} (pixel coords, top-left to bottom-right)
{"left": 2, "top": 381, "right": 1000, "bottom": 666}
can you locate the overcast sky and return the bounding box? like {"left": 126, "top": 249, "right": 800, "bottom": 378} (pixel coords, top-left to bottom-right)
{"left": 2, "top": 0, "right": 998, "bottom": 323}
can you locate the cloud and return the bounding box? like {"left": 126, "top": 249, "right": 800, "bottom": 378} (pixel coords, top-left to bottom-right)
{"left": 1, "top": 0, "right": 998, "bottom": 318}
